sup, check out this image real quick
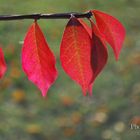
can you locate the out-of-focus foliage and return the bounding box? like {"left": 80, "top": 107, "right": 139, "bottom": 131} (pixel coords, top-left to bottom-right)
{"left": 0, "top": 0, "right": 140, "bottom": 140}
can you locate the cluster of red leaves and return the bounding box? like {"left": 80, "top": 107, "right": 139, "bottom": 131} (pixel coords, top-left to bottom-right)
{"left": 0, "top": 10, "right": 125, "bottom": 97}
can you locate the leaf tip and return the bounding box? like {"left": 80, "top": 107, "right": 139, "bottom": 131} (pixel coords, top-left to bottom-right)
{"left": 41, "top": 89, "right": 47, "bottom": 97}
{"left": 82, "top": 88, "right": 87, "bottom": 96}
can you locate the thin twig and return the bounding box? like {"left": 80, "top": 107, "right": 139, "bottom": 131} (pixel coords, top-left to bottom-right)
{"left": 0, "top": 11, "right": 92, "bottom": 21}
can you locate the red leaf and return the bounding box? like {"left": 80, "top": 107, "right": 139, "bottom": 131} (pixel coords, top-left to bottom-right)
{"left": 92, "top": 10, "right": 125, "bottom": 60}
{"left": 78, "top": 19, "right": 108, "bottom": 95}
{"left": 89, "top": 20, "right": 108, "bottom": 94}
{"left": 60, "top": 17, "right": 93, "bottom": 96}
{"left": 90, "top": 20, "right": 108, "bottom": 78}
{"left": 78, "top": 19, "right": 107, "bottom": 77}
{"left": 0, "top": 47, "right": 7, "bottom": 78}
{"left": 78, "top": 19, "right": 92, "bottom": 37}
{"left": 22, "top": 21, "right": 58, "bottom": 97}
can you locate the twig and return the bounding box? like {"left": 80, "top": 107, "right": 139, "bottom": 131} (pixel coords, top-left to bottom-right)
{"left": 0, "top": 11, "right": 92, "bottom": 21}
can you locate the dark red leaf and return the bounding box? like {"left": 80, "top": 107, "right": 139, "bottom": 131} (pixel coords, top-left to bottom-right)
{"left": 22, "top": 21, "right": 58, "bottom": 97}
{"left": 60, "top": 17, "right": 93, "bottom": 96}
{"left": 90, "top": 20, "right": 108, "bottom": 78}
{"left": 78, "top": 19, "right": 108, "bottom": 95}
{"left": 0, "top": 47, "right": 7, "bottom": 78}
{"left": 92, "top": 10, "right": 125, "bottom": 60}
{"left": 89, "top": 20, "right": 108, "bottom": 94}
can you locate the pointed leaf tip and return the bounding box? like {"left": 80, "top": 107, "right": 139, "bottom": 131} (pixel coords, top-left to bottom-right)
{"left": 92, "top": 10, "right": 125, "bottom": 60}
{"left": 22, "top": 21, "right": 58, "bottom": 97}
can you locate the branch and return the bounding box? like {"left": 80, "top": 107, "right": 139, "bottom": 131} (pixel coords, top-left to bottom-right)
{"left": 0, "top": 11, "right": 92, "bottom": 21}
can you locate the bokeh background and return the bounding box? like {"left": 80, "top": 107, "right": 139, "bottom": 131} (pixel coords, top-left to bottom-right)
{"left": 0, "top": 0, "right": 140, "bottom": 140}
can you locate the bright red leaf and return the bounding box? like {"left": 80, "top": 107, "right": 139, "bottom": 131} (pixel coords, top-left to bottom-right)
{"left": 0, "top": 47, "right": 7, "bottom": 78}
{"left": 92, "top": 10, "right": 125, "bottom": 60}
{"left": 22, "top": 21, "right": 58, "bottom": 97}
{"left": 60, "top": 17, "right": 93, "bottom": 96}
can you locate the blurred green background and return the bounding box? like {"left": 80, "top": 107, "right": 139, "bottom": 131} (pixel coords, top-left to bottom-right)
{"left": 0, "top": 0, "right": 140, "bottom": 140}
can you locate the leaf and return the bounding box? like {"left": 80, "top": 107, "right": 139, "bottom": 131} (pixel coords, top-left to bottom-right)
{"left": 0, "top": 47, "right": 7, "bottom": 78}
{"left": 89, "top": 20, "right": 108, "bottom": 94}
{"left": 92, "top": 10, "right": 125, "bottom": 60}
{"left": 90, "top": 20, "right": 108, "bottom": 79}
{"left": 60, "top": 17, "right": 93, "bottom": 96}
{"left": 22, "top": 21, "right": 58, "bottom": 97}
{"left": 78, "top": 19, "right": 108, "bottom": 95}
{"left": 78, "top": 19, "right": 92, "bottom": 37}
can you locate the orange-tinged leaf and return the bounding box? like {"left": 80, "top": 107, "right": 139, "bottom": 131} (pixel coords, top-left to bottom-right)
{"left": 22, "top": 21, "right": 58, "bottom": 97}
{"left": 0, "top": 47, "right": 7, "bottom": 78}
{"left": 92, "top": 10, "right": 125, "bottom": 60}
{"left": 60, "top": 17, "right": 93, "bottom": 96}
